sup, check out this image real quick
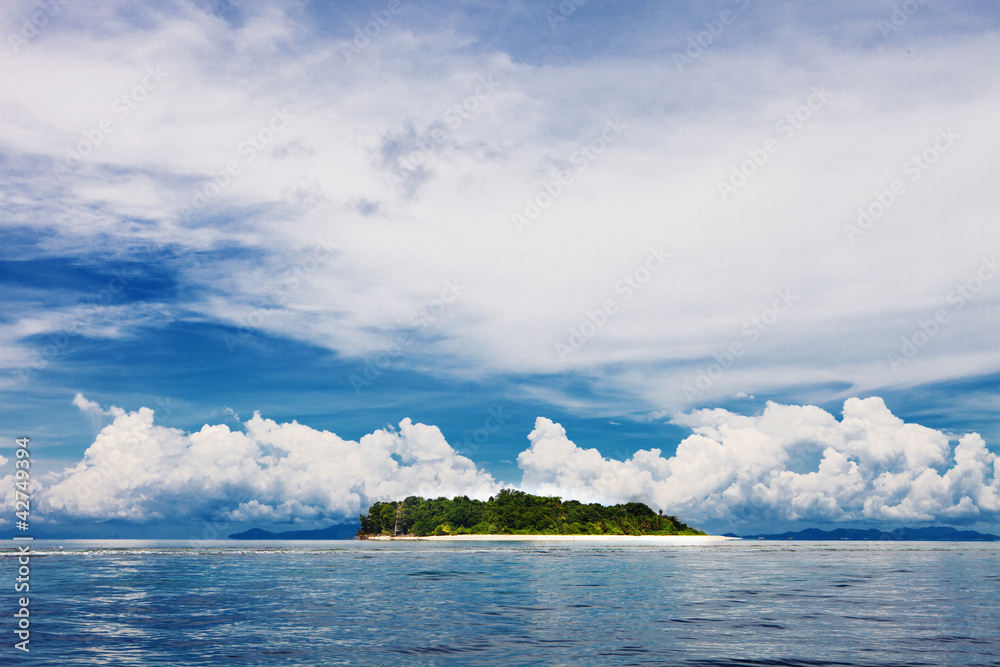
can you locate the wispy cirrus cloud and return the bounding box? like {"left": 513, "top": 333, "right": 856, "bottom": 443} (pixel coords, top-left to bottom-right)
{"left": 1, "top": 1, "right": 998, "bottom": 464}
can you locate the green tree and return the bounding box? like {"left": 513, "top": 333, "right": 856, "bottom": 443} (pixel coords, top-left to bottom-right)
{"left": 356, "top": 490, "right": 706, "bottom": 538}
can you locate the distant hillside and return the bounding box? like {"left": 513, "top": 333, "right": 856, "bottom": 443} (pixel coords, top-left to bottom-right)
{"left": 228, "top": 523, "right": 359, "bottom": 540}
{"left": 357, "top": 489, "right": 704, "bottom": 537}
{"left": 737, "top": 526, "right": 999, "bottom": 541}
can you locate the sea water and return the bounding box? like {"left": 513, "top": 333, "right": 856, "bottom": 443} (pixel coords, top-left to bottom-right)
{"left": 2, "top": 540, "right": 998, "bottom": 666}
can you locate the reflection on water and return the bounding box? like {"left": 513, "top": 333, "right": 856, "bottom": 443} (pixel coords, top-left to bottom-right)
{"left": 2, "top": 540, "right": 998, "bottom": 666}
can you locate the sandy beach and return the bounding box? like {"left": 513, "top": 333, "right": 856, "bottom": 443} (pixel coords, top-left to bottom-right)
{"left": 366, "top": 534, "right": 739, "bottom": 544}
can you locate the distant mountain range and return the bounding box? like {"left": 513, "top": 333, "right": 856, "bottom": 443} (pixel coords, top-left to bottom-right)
{"left": 228, "top": 523, "right": 360, "bottom": 540}
{"left": 9, "top": 522, "right": 995, "bottom": 542}
{"left": 229, "top": 524, "right": 1000, "bottom": 541}
{"left": 732, "top": 526, "right": 999, "bottom": 541}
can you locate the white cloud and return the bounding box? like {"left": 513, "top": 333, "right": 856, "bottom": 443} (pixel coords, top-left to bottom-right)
{"left": 518, "top": 398, "right": 1000, "bottom": 530}
{"left": 72, "top": 391, "right": 124, "bottom": 418}
{"left": 9, "top": 394, "right": 992, "bottom": 534}
{"left": 2, "top": 3, "right": 998, "bottom": 413}
{"left": 32, "top": 396, "right": 501, "bottom": 528}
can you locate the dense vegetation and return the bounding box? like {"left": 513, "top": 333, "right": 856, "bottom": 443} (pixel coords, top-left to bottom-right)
{"left": 357, "top": 489, "right": 704, "bottom": 537}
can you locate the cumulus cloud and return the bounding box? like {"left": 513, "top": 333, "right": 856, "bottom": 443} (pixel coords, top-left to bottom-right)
{"left": 10, "top": 395, "right": 999, "bottom": 534}
{"left": 35, "top": 396, "right": 500, "bottom": 529}
{"left": 72, "top": 392, "right": 124, "bottom": 418}
{"left": 519, "top": 398, "right": 1000, "bottom": 530}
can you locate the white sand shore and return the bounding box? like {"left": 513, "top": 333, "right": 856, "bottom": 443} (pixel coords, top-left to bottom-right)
{"left": 366, "top": 534, "right": 738, "bottom": 544}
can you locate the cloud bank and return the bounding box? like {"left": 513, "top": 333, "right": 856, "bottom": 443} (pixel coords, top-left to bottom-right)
{"left": 5, "top": 395, "right": 997, "bottom": 533}
{"left": 23, "top": 396, "right": 501, "bottom": 532}
{"left": 520, "top": 397, "right": 1000, "bottom": 530}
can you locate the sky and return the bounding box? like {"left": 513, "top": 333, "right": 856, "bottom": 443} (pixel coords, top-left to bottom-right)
{"left": 0, "top": 0, "right": 998, "bottom": 537}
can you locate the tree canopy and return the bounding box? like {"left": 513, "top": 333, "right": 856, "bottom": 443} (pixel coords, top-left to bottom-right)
{"left": 357, "top": 489, "right": 704, "bottom": 537}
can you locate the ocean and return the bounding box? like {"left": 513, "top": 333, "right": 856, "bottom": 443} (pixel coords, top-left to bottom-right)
{"left": 3, "top": 540, "right": 998, "bottom": 666}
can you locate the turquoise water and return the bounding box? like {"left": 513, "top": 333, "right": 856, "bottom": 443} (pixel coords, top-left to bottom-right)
{"left": 3, "top": 540, "right": 999, "bottom": 665}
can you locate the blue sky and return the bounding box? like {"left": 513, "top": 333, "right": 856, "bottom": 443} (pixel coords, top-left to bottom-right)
{"left": 1, "top": 0, "right": 999, "bottom": 537}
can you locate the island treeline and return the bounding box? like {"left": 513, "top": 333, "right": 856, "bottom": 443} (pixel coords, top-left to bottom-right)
{"left": 357, "top": 489, "right": 704, "bottom": 537}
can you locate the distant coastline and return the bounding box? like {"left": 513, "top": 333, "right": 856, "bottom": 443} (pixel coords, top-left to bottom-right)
{"left": 228, "top": 524, "right": 359, "bottom": 540}
{"left": 224, "top": 523, "right": 1000, "bottom": 542}
{"left": 736, "top": 526, "right": 1000, "bottom": 541}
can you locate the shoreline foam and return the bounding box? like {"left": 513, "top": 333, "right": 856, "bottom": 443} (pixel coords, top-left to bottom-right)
{"left": 365, "top": 534, "right": 738, "bottom": 544}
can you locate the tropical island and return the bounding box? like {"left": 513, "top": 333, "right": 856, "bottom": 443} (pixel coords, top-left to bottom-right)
{"left": 356, "top": 489, "right": 706, "bottom": 538}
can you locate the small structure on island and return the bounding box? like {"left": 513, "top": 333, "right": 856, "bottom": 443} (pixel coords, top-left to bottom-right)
{"left": 393, "top": 503, "right": 405, "bottom": 536}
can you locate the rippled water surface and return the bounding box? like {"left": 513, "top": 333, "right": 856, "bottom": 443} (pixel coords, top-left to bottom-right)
{"left": 3, "top": 540, "right": 999, "bottom": 665}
